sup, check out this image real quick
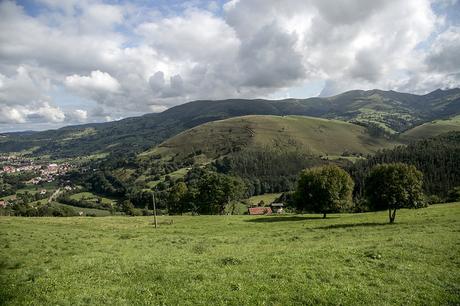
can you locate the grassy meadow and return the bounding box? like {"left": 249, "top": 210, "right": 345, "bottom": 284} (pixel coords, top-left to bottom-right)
{"left": 1, "top": 203, "right": 459, "bottom": 305}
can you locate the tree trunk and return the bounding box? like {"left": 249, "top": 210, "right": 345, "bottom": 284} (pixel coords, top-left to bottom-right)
{"left": 323, "top": 213, "right": 326, "bottom": 219}
{"left": 389, "top": 208, "right": 397, "bottom": 223}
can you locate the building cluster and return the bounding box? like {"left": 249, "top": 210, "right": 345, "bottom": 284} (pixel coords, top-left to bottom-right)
{"left": 2, "top": 164, "right": 42, "bottom": 174}
{"left": 1, "top": 156, "right": 73, "bottom": 184}
{"left": 26, "top": 164, "right": 73, "bottom": 184}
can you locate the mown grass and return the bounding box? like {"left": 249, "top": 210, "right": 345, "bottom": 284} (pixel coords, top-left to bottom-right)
{"left": 0, "top": 203, "right": 459, "bottom": 305}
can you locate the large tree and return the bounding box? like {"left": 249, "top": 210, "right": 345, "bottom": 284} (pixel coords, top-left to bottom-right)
{"left": 167, "top": 182, "right": 189, "bottom": 214}
{"left": 194, "top": 172, "right": 246, "bottom": 215}
{"left": 365, "top": 163, "right": 424, "bottom": 223}
{"left": 294, "top": 164, "right": 354, "bottom": 218}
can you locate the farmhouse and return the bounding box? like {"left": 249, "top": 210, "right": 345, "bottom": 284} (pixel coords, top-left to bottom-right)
{"left": 248, "top": 207, "right": 272, "bottom": 215}
{"left": 270, "top": 203, "right": 284, "bottom": 214}
{"left": 47, "top": 164, "right": 59, "bottom": 173}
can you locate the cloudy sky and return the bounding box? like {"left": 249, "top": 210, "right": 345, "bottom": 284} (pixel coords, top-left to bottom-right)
{"left": 0, "top": 0, "right": 459, "bottom": 132}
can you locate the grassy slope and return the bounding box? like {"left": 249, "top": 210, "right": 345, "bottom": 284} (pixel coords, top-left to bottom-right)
{"left": 52, "top": 202, "right": 112, "bottom": 217}
{"left": 247, "top": 193, "right": 282, "bottom": 206}
{"left": 1, "top": 203, "right": 459, "bottom": 305}
{"left": 148, "top": 115, "right": 397, "bottom": 160}
{"left": 402, "top": 114, "right": 460, "bottom": 139}
{"left": 69, "top": 192, "right": 115, "bottom": 206}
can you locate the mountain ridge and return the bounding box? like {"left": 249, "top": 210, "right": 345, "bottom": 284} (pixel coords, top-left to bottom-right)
{"left": 1, "top": 88, "right": 459, "bottom": 158}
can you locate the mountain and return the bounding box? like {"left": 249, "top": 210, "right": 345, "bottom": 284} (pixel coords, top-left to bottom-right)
{"left": 1, "top": 88, "right": 459, "bottom": 158}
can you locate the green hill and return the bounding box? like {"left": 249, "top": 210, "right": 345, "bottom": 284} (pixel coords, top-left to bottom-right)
{"left": 401, "top": 115, "right": 460, "bottom": 139}
{"left": 1, "top": 88, "right": 459, "bottom": 158}
{"left": 146, "top": 115, "right": 398, "bottom": 161}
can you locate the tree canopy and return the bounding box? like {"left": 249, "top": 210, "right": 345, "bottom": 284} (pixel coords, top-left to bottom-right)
{"left": 294, "top": 165, "right": 354, "bottom": 218}
{"left": 193, "top": 172, "right": 246, "bottom": 215}
{"left": 365, "top": 163, "right": 424, "bottom": 223}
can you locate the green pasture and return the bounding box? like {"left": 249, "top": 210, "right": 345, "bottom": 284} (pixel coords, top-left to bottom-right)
{"left": 0, "top": 203, "right": 459, "bottom": 305}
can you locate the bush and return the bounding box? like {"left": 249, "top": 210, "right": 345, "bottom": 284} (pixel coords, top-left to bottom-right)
{"left": 447, "top": 186, "right": 460, "bottom": 202}
{"left": 121, "top": 200, "right": 135, "bottom": 216}
{"left": 425, "top": 194, "right": 443, "bottom": 205}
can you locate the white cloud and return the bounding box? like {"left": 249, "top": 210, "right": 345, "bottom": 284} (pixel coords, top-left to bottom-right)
{"left": 31, "top": 102, "right": 66, "bottom": 123}
{"left": 67, "top": 109, "right": 88, "bottom": 123}
{"left": 65, "top": 70, "right": 120, "bottom": 94}
{"left": 0, "top": 106, "right": 26, "bottom": 124}
{"left": 0, "top": 102, "right": 65, "bottom": 124}
{"left": 0, "top": 0, "right": 459, "bottom": 131}
{"left": 149, "top": 105, "right": 168, "bottom": 113}
{"left": 426, "top": 26, "right": 460, "bottom": 74}
{"left": 137, "top": 9, "right": 239, "bottom": 61}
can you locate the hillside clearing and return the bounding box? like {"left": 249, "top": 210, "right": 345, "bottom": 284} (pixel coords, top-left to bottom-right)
{"left": 247, "top": 193, "right": 281, "bottom": 205}
{"left": 69, "top": 192, "right": 116, "bottom": 206}
{"left": 1, "top": 203, "right": 459, "bottom": 305}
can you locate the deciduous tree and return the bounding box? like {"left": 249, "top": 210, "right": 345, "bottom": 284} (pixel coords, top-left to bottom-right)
{"left": 365, "top": 163, "right": 424, "bottom": 223}
{"left": 294, "top": 165, "right": 354, "bottom": 218}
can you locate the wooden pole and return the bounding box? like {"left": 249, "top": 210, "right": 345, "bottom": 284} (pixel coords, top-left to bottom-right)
{"left": 152, "top": 192, "right": 158, "bottom": 229}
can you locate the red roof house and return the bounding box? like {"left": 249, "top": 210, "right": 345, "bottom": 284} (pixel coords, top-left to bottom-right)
{"left": 248, "top": 207, "right": 272, "bottom": 215}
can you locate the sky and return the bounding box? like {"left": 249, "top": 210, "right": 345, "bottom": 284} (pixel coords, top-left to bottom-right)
{"left": 0, "top": 0, "right": 459, "bottom": 132}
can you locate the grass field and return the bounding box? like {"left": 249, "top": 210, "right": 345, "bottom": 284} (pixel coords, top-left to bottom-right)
{"left": 1, "top": 203, "right": 459, "bottom": 305}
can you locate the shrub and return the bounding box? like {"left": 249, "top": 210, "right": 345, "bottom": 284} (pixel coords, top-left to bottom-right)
{"left": 447, "top": 186, "right": 460, "bottom": 202}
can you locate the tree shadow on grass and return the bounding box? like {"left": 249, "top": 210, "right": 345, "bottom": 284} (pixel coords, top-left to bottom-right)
{"left": 245, "top": 216, "right": 338, "bottom": 223}
{"left": 313, "top": 222, "right": 390, "bottom": 229}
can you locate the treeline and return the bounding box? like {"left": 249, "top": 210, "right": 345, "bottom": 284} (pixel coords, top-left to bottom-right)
{"left": 213, "top": 148, "right": 326, "bottom": 196}
{"left": 1, "top": 203, "right": 77, "bottom": 217}
{"left": 349, "top": 132, "right": 460, "bottom": 201}
{"left": 120, "top": 169, "right": 246, "bottom": 215}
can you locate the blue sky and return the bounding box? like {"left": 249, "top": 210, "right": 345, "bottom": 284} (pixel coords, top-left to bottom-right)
{"left": 1, "top": 0, "right": 459, "bottom": 132}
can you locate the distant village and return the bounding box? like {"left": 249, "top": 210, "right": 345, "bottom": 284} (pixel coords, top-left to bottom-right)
{"left": 0, "top": 155, "right": 73, "bottom": 184}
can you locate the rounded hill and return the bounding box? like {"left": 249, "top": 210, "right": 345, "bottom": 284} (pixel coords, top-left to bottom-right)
{"left": 146, "top": 115, "right": 397, "bottom": 160}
